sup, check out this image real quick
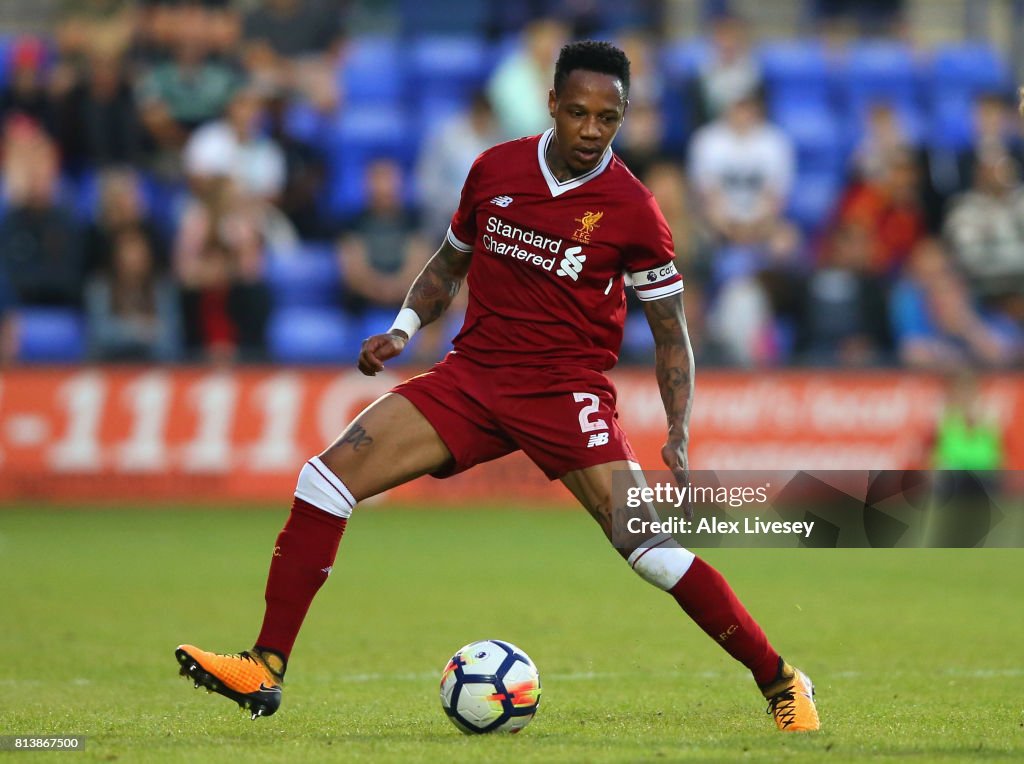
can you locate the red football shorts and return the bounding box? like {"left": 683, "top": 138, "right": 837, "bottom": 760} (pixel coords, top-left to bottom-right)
{"left": 392, "top": 351, "right": 637, "bottom": 480}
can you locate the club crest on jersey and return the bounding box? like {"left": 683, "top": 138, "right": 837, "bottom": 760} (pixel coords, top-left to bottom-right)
{"left": 572, "top": 210, "right": 603, "bottom": 243}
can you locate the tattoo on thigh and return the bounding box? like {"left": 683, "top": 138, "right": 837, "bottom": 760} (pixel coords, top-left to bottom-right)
{"left": 339, "top": 424, "right": 374, "bottom": 452}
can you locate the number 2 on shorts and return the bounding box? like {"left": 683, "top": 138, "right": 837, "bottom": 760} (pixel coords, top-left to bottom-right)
{"left": 573, "top": 392, "right": 609, "bottom": 433}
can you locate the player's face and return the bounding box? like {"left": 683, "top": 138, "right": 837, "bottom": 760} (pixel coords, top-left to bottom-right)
{"left": 548, "top": 69, "right": 627, "bottom": 176}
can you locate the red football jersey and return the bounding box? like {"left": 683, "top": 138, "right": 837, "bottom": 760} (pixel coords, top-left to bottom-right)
{"left": 446, "top": 129, "right": 683, "bottom": 371}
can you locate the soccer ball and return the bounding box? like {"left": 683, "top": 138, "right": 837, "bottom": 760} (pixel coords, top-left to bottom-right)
{"left": 439, "top": 639, "right": 542, "bottom": 734}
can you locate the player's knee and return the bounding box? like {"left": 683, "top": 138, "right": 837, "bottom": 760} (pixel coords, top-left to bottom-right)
{"left": 294, "top": 456, "right": 356, "bottom": 519}
{"left": 627, "top": 535, "right": 695, "bottom": 590}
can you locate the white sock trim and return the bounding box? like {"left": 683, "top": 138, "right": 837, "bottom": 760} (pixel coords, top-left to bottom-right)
{"left": 294, "top": 457, "right": 356, "bottom": 519}
{"left": 628, "top": 535, "right": 695, "bottom": 590}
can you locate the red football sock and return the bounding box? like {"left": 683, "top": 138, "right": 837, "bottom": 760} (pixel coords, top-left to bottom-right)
{"left": 255, "top": 497, "right": 347, "bottom": 661}
{"left": 669, "top": 556, "right": 780, "bottom": 686}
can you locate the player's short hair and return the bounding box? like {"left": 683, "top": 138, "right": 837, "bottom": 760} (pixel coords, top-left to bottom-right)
{"left": 554, "top": 41, "right": 630, "bottom": 99}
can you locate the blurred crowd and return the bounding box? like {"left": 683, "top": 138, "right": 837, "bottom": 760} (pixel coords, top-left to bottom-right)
{"left": 0, "top": 0, "right": 1021, "bottom": 372}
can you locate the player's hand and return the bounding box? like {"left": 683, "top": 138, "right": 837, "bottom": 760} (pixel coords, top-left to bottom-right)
{"left": 661, "top": 439, "right": 692, "bottom": 519}
{"left": 358, "top": 331, "right": 408, "bottom": 376}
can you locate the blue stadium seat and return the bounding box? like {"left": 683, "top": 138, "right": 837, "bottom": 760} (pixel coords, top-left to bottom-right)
{"left": 772, "top": 102, "right": 847, "bottom": 175}
{"left": 17, "top": 307, "right": 86, "bottom": 363}
{"left": 339, "top": 36, "right": 404, "bottom": 105}
{"left": 659, "top": 39, "right": 711, "bottom": 84}
{"left": 0, "top": 36, "right": 13, "bottom": 90}
{"left": 283, "top": 101, "right": 330, "bottom": 146}
{"left": 325, "top": 105, "right": 414, "bottom": 218}
{"left": 267, "top": 306, "right": 356, "bottom": 364}
{"left": 265, "top": 245, "right": 341, "bottom": 308}
{"left": 416, "top": 92, "right": 472, "bottom": 132}
{"left": 925, "top": 44, "right": 1011, "bottom": 150}
{"left": 930, "top": 43, "right": 1010, "bottom": 98}
{"left": 786, "top": 172, "right": 842, "bottom": 234}
{"left": 352, "top": 307, "right": 400, "bottom": 346}
{"left": 929, "top": 95, "right": 976, "bottom": 150}
{"left": 659, "top": 83, "right": 693, "bottom": 153}
{"left": 408, "top": 35, "right": 491, "bottom": 97}
{"left": 621, "top": 310, "right": 655, "bottom": 362}
{"left": 758, "top": 40, "right": 832, "bottom": 104}
{"left": 840, "top": 41, "right": 921, "bottom": 116}
{"left": 330, "top": 104, "right": 413, "bottom": 159}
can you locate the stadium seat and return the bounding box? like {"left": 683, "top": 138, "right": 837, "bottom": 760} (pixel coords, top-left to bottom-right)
{"left": 621, "top": 310, "right": 655, "bottom": 363}
{"left": 283, "top": 101, "right": 330, "bottom": 146}
{"left": 659, "top": 83, "right": 693, "bottom": 154}
{"left": 840, "top": 41, "right": 922, "bottom": 117}
{"left": 265, "top": 245, "right": 341, "bottom": 308}
{"left": 772, "top": 102, "right": 847, "bottom": 175}
{"left": 928, "top": 95, "right": 976, "bottom": 150}
{"left": 786, "top": 172, "right": 842, "bottom": 234}
{"left": 339, "top": 35, "right": 404, "bottom": 106}
{"left": 267, "top": 306, "right": 356, "bottom": 364}
{"left": 758, "top": 40, "right": 832, "bottom": 104}
{"left": 416, "top": 92, "right": 473, "bottom": 131}
{"left": 0, "top": 36, "right": 11, "bottom": 89}
{"left": 330, "top": 104, "right": 413, "bottom": 159}
{"left": 325, "top": 105, "right": 414, "bottom": 218}
{"left": 659, "top": 38, "right": 712, "bottom": 84}
{"left": 17, "top": 307, "right": 86, "bottom": 363}
{"left": 929, "top": 43, "right": 1010, "bottom": 98}
{"left": 408, "top": 35, "right": 492, "bottom": 97}
{"left": 925, "top": 43, "right": 1011, "bottom": 150}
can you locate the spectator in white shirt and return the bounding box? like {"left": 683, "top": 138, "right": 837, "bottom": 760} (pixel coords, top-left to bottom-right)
{"left": 689, "top": 90, "right": 796, "bottom": 255}
{"left": 184, "top": 84, "right": 286, "bottom": 204}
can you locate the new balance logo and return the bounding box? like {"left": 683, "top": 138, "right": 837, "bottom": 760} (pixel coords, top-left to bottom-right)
{"left": 490, "top": 195, "right": 513, "bottom": 207}
{"left": 586, "top": 432, "right": 610, "bottom": 448}
{"left": 556, "top": 246, "right": 586, "bottom": 281}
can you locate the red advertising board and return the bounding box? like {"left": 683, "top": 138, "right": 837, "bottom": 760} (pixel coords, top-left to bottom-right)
{"left": 0, "top": 368, "right": 1021, "bottom": 505}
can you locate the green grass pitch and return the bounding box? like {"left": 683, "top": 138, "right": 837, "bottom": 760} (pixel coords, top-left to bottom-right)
{"left": 1, "top": 505, "right": 1022, "bottom": 762}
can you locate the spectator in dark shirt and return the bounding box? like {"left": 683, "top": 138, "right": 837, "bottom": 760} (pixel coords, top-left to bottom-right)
{"left": 265, "top": 91, "right": 329, "bottom": 240}
{"left": 0, "top": 37, "right": 53, "bottom": 134}
{"left": 56, "top": 50, "right": 144, "bottom": 169}
{"left": 337, "top": 159, "right": 429, "bottom": 315}
{"left": 242, "top": 0, "right": 345, "bottom": 112}
{"left": 85, "top": 225, "right": 183, "bottom": 362}
{"left": 796, "top": 221, "right": 893, "bottom": 366}
{"left": 0, "top": 121, "right": 85, "bottom": 307}
{"left": 84, "top": 167, "right": 168, "bottom": 278}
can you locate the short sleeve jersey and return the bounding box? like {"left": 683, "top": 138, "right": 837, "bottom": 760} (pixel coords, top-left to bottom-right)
{"left": 447, "top": 128, "right": 682, "bottom": 371}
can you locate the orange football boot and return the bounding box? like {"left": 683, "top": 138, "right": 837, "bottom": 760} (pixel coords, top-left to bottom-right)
{"left": 175, "top": 645, "right": 283, "bottom": 719}
{"left": 763, "top": 663, "right": 820, "bottom": 732}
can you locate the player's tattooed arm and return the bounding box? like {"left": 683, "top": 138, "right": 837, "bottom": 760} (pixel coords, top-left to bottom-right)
{"left": 402, "top": 240, "right": 473, "bottom": 328}
{"left": 641, "top": 293, "right": 695, "bottom": 493}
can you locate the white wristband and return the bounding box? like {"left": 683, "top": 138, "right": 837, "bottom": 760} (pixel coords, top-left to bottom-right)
{"left": 388, "top": 308, "right": 421, "bottom": 340}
